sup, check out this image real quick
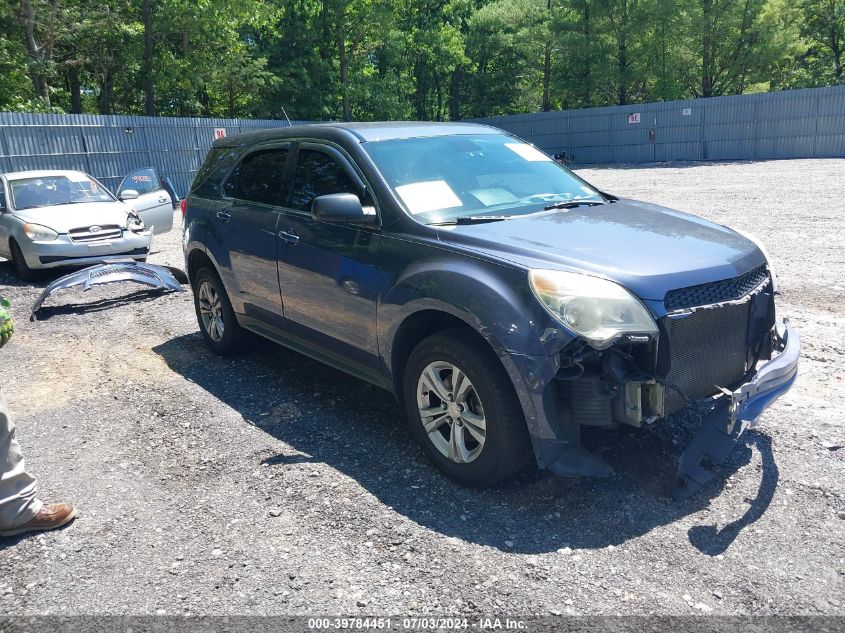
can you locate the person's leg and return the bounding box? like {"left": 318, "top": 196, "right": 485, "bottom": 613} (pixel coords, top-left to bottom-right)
{"left": 0, "top": 391, "right": 42, "bottom": 530}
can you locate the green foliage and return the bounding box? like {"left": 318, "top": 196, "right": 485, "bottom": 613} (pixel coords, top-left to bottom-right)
{"left": 0, "top": 0, "right": 840, "bottom": 120}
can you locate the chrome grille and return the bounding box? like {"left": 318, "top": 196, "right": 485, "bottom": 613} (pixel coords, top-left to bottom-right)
{"left": 664, "top": 265, "right": 769, "bottom": 312}
{"left": 69, "top": 225, "right": 122, "bottom": 243}
{"left": 662, "top": 302, "right": 750, "bottom": 414}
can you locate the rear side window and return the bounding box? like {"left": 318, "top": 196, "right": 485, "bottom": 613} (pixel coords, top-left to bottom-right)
{"left": 0, "top": 181, "right": 5, "bottom": 209}
{"left": 289, "top": 149, "right": 358, "bottom": 212}
{"left": 192, "top": 146, "right": 239, "bottom": 195}
{"left": 224, "top": 148, "right": 289, "bottom": 205}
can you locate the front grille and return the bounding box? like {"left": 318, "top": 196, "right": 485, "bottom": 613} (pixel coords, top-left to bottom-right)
{"left": 664, "top": 264, "right": 769, "bottom": 312}
{"left": 662, "top": 302, "right": 750, "bottom": 414}
{"left": 69, "top": 225, "right": 123, "bottom": 243}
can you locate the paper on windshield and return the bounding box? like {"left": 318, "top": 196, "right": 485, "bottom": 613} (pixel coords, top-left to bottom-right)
{"left": 395, "top": 180, "right": 463, "bottom": 214}
{"left": 505, "top": 143, "right": 552, "bottom": 162}
{"left": 470, "top": 188, "right": 519, "bottom": 207}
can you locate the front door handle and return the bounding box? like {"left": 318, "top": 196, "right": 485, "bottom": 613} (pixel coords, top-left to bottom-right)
{"left": 158, "top": 197, "right": 168, "bottom": 203}
{"left": 278, "top": 229, "right": 299, "bottom": 244}
{"left": 216, "top": 211, "right": 231, "bottom": 222}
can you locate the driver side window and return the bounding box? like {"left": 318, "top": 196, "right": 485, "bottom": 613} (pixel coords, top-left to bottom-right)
{"left": 0, "top": 181, "right": 5, "bottom": 210}
{"left": 289, "top": 149, "right": 359, "bottom": 212}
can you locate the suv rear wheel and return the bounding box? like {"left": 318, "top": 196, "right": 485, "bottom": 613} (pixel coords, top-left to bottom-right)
{"left": 403, "top": 330, "right": 532, "bottom": 487}
{"left": 192, "top": 266, "right": 254, "bottom": 355}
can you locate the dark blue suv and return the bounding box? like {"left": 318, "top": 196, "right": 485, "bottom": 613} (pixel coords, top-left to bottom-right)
{"left": 183, "top": 122, "right": 799, "bottom": 497}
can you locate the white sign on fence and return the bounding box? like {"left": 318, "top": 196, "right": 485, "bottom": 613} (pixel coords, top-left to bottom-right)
{"left": 682, "top": 108, "right": 692, "bottom": 116}
{"left": 628, "top": 113, "right": 641, "bottom": 124}
{"left": 214, "top": 128, "right": 227, "bottom": 140}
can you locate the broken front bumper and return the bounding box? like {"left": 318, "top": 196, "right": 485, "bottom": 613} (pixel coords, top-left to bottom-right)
{"left": 21, "top": 229, "right": 153, "bottom": 269}
{"left": 30, "top": 261, "right": 185, "bottom": 320}
{"left": 675, "top": 319, "right": 800, "bottom": 499}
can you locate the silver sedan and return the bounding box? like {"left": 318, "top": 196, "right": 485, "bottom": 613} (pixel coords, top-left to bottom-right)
{"left": 0, "top": 170, "right": 155, "bottom": 280}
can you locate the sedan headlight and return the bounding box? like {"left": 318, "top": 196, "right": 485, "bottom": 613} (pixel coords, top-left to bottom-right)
{"left": 126, "top": 209, "right": 145, "bottom": 231}
{"left": 23, "top": 223, "right": 59, "bottom": 241}
{"left": 529, "top": 269, "right": 658, "bottom": 349}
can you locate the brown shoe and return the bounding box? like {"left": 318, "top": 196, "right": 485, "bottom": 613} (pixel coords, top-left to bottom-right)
{"left": 0, "top": 503, "right": 77, "bottom": 537}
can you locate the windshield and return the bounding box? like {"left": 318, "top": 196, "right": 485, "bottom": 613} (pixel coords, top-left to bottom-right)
{"left": 9, "top": 174, "right": 114, "bottom": 210}
{"left": 363, "top": 133, "right": 604, "bottom": 224}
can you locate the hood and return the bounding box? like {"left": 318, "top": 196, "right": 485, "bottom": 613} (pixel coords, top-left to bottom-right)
{"left": 12, "top": 201, "right": 133, "bottom": 233}
{"left": 437, "top": 199, "right": 765, "bottom": 300}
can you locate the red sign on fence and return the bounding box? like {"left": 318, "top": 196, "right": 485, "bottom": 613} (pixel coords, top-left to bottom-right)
{"left": 628, "top": 113, "right": 641, "bottom": 124}
{"left": 214, "top": 128, "right": 227, "bottom": 140}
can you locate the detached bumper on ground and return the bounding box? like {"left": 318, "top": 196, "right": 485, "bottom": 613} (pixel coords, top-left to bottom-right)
{"left": 675, "top": 320, "right": 800, "bottom": 500}
{"left": 30, "top": 261, "right": 185, "bottom": 320}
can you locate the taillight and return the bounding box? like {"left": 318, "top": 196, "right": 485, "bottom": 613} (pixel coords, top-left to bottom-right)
{"left": 180, "top": 198, "right": 187, "bottom": 218}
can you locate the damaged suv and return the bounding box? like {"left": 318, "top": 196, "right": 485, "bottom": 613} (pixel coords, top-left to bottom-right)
{"left": 183, "top": 122, "right": 799, "bottom": 498}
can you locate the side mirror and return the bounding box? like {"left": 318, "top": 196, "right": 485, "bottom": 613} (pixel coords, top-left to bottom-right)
{"left": 120, "top": 189, "right": 139, "bottom": 201}
{"left": 311, "top": 193, "right": 377, "bottom": 225}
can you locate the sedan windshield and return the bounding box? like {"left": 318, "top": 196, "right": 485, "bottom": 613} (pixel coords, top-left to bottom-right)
{"left": 363, "top": 133, "right": 604, "bottom": 224}
{"left": 9, "top": 174, "right": 114, "bottom": 210}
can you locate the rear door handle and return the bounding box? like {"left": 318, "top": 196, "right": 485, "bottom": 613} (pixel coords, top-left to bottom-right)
{"left": 216, "top": 211, "right": 231, "bottom": 222}
{"left": 158, "top": 197, "right": 168, "bottom": 203}
{"left": 278, "top": 230, "right": 299, "bottom": 244}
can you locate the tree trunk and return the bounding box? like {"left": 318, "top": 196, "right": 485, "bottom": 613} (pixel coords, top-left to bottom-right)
{"left": 336, "top": 6, "right": 351, "bottom": 121}
{"left": 19, "top": 0, "right": 49, "bottom": 102}
{"left": 542, "top": 0, "right": 551, "bottom": 111}
{"left": 701, "top": 0, "right": 713, "bottom": 98}
{"left": 99, "top": 71, "right": 113, "bottom": 115}
{"left": 618, "top": 37, "right": 628, "bottom": 104}
{"left": 449, "top": 67, "right": 463, "bottom": 120}
{"left": 68, "top": 65, "right": 82, "bottom": 113}
{"left": 142, "top": 0, "right": 155, "bottom": 116}
{"left": 542, "top": 42, "right": 551, "bottom": 111}
{"left": 581, "top": 0, "right": 592, "bottom": 106}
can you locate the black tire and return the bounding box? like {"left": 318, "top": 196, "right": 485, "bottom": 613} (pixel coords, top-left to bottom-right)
{"left": 192, "top": 266, "right": 254, "bottom": 355}
{"left": 9, "top": 239, "right": 38, "bottom": 282}
{"left": 403, "top": 329, "right": 532, "bottom": 487}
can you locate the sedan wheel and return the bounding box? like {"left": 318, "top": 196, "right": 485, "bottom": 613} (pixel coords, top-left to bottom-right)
{"left": 416, "top": 361, "right": 486, "bottom": 464}
{"left": 197, "top": 279, "right": 224, "bottom": 342}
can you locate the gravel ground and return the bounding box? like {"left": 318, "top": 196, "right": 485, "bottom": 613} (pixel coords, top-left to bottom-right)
{"left": 0, "top": 159, "right": 842, "bottom": 617}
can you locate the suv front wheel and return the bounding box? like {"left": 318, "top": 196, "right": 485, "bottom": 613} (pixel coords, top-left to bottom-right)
{"left": 403, "top": 330, "right": 532, "bottom": 487}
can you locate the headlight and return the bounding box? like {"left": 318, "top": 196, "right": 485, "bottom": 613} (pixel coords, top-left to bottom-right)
{"left": 732, "top": 228, "right": 778, "bottom": 292}
{"left": 529, "top": 269, "right": 658, "bottom": 349}
{"left": 126, "top": 209, "right": 145, "bottom": 231}
{"left": 23, "top": 223, "right": 59, "bottom": 241}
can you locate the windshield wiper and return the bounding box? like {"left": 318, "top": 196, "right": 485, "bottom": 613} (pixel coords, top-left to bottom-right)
{"left": 428, "top": 215, "right": 511, "bottom": 226}
{"left": 543, "top": 200, "right": 605, "bottom": 210}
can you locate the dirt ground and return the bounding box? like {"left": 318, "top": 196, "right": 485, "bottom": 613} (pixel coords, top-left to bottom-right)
{"left": 0, "top": 158, "right": 842, "bottom": 617}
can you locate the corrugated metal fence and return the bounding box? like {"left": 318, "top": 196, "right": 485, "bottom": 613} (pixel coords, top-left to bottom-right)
{"left": 0, "top": 113, "right": 307, "bottom": 197}
{"left": 471, "top": 86, "right": 845, "bottom": 164}
{"left": 2, "top": 86, "right": 843, "bottom": 189}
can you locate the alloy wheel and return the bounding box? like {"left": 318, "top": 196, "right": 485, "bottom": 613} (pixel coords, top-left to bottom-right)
{"left": 198, "top": 279, "right": 225, "bottom": 342}
{"left": 416, "top": 361, "right": 487, "bottom": 464}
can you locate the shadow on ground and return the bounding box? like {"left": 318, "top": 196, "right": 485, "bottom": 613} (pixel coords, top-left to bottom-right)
{"left": 154, "top": 333, "right": 778, "bottom": 555}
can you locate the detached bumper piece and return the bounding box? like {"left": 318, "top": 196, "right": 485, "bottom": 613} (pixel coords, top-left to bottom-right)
{"left": 31, "top": 262, "right": 186, "bottom": 321}
{"left": 674, "top": 320, "right": 800, "bottom": 500}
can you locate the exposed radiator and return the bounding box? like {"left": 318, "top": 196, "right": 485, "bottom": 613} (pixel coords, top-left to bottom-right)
{"left": 661, "top": 302, "right": 750, "bottom": 414}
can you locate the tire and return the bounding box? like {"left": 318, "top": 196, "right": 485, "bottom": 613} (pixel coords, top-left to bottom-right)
{"left": 192, "top": 266, "right": 254, "bottom": 355}
{"left": 9, "top": 239, "right": 38, "bottom": 282}
{"left": 403, "top": 329, "right": 532, "bottom": 487}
